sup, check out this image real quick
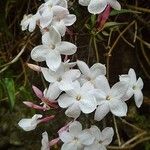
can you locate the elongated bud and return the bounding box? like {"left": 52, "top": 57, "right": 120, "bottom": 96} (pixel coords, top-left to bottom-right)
{"left": 49, "top": 138, "right": 60, "bottom": 146}
{"left": 39, "top": 115, "right": 55, "bottom": 123}
{"left": 23, "top": 101, "right": 48, "bottom": 111}
{"left": 32, "top": 85, "right": 43, "bottom": 99}
{"left": 27, "top": 63, "right": 41, "bottom": 72}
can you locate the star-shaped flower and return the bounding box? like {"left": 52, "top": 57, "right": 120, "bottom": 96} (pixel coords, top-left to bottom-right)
{"left": 59, "top": 121, "right": 95, "bottom": 150}
{"left": 79, "top": 0, "right": 121, "bottom": 14}
{"left": 31, "top": 27, "right": 77, "bottom": 71}
{"left": 119, "top": 68, "right": 144, "bottom": 108}
{"left": 94, "top": 76, "right": 128, "bottom": 121}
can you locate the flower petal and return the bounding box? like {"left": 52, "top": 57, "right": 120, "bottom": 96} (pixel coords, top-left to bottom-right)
{"left": 56, "top": 41, "right": 77, "bottom": 55}
{"left": 136, "top": 77, "right": 144, "bottom": 90}
{"left": 65, "top": 103, "right": 81, "bottom": 119}
{"left": 134, "top": 89, "right": 143, "bottom": 108}
{"left": 45, "top": 50, "right": 61, "bottom": 71}
{"left": 109, "top": 99, "right": 127, "bottom": 116}
{"left": 59, "top": 131, "right": 74, "bottom": 143}
{"left": 61, "top": 142, "right": 77, "bottom": 150}
{"left": 31, "top": 45, "right": 49, "bottom": 62}
{"left": 58, "top": 94, "right": 75, "bottom": 108}
{"left": 107, "top": 0, "right": 121, "bottom": 10}
{"left": 69, "top": 121, "right": 82, "bottom": 136}
{"left": 79, "top": 0, "right": 90, "bottom": 6}
{"left": 41, "top": 131, "right": 49, "bottom": 150}
{"left": 59, "top": 79, "right": 74, "bottom": 91}
{"left": 89, "top": 125, "right": 101, "bottom": 141}
{"left": 128, "top": 68, "right": 137, "bottom": 85}
{"left": 63, "top": 14, "right": 76, "bottom": 26}
{"left": 94, "top": 102, "right": 109, "bottom": 121}
{"left": 88, "top": 0, "right": 107, "bottom": 14}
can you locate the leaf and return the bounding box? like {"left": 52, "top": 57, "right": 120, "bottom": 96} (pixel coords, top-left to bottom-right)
{"left": 110, "top": 9, "right": 141, "bottom": 16}
{"left": 91, "top": 14, "right": 96, "bottom": 27}
{"left": 3, "top": 78, "right": 16, "bottom": 110}
{"left": 103, "top": 22, "right": 127, "bottom": 28}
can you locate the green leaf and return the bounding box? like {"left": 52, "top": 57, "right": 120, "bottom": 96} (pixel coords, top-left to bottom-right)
{"left": 110, "top": 9, "right": 141, "bottom": 16}
{"left": 103, "top": 22, "right": 127, "bottom": 28}
{"left": 91, "top": 14, "right": 96, "bottom": 27}
{"left": 3, "top": 78, "right": 16, "bottom": 110}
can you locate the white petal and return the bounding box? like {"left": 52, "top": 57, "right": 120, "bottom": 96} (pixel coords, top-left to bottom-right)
{"left": 65, "top": 103, "right": 81, "bottom": 118}
{"left": 81, "top": 82, "right": 94, "bottom": 92}
{"left": 107, "top": 0, "right": 121, "bottom": 10}
{"left": 59, "top": 79, "right": 74, "bottom": 91}
{"left": 119, "top": 75, "right": 130, "bottom": 82}
{"left": 29, "top": 19, "right": 36, "bottom": 32}
{"left": 102, "top": 127, "right": 114, "bottom": 146}
{"left": 88, "top": 0, "right": 107, "bottom": 14}
{"left": 63, "top": 14, "right": 76, "bottom": 26}
{"left": 134, "top": 90, "right": 143, "bottom": 108}
{"left": 128, "top": 68, "right": 137, "bottom": 85}
{"left": 41, "top": 67, "right": 57, "bottom": 83}
{"left": 78, "top": 131, "right": 95, "bottom": 145}
{"left": 79, "top": 0, "right": 90, "bottom": 6}
{"left": 122, "top": 88, "right": 134, "bottom": 101}
{"left": 41, "top": 131, "right": 49, "bottom": 150}
{"left": 84, "top": 144, "right": 102, "bottom": 150}
{"left": 56, "top": 41, "right": 77, "bottom": 55}
{"left": 59, "top": 131, "right": 74, "bottom": 143}
{"left": 77, "top": 60, "right": 91, "bottom": 77}
{"left": 94, "top": 102, "right": 109, "bottom": 121}
{"left": 31, "top": 45, "right": 49, "bottom": 62}
{"left": 61, "top": 142, "right": 77, "bottom": 150}
{"left": 79, "top": 95, "right": 97, "bottom": 114}
{"left": 56, "top": 0, "right": 68, "bottom": 8}
{"left": 95, "top": 76, "right": 110, "bottom": 93}
{"left": 109, "top": 99, "right": 127, "bottom": 116}
{"left": 45, "top": 83, "right": 62, "bottom": 99}
{"left": 45, "top": 50, "right": 61, "bottom": 71}
{"left": 89, "top": 125, "right": 101, "bottom": 140}
{"left": 136, "top": 77, "right": 144, "bottom": 90}
{"left": 90, "top": 63, "right": 106, "bottom": 78}
{"left": 69, "top": 121, "right": 82, "bottom": 136}
{"left": 110, "top": 81, "right": 128, "bottom": 99}
{"left": 58, "top": 94, "right": 75, "bottom": 108}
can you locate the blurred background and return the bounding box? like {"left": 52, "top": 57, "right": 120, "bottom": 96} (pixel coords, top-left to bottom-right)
{"left": 0, "top": 0, "right": 150, "bottom": 149}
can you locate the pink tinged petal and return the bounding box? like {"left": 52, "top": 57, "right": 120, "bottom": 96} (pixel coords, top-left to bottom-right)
{"left": 63, "top": 14, "right": 76, "bottom": 26}
{"left": 63, "top": 69, "right": 81, "bottom": 81}
{"left": 56, "top": 41, "right": 77, "bottom": 55}
{"left": 61, "top": 142, "right": 78, "bottom": 150}
{"left": 59, "top": 131, "right": 74, "bottom": 143}
{"left": 77, "top": 60, "right": 91, "bottom": 77}
{"left": 95, "top": 76, "right": 110, "bottom": 93}
{"left": 41, "top": 131, "right": 49, "bottom": 150}
{"left": 109, "top": 99, "right": 127, "bottom": 116}
{"left": 88, "top": 0, "right": 107, "bottom": 14}
{"left": 107, "top": 0, "right": 121, "bottom": 10}
{"left": 65, "top": 103, "right": 81, "bottom": 119}
{"left": 52, "top": 20, "right": 66, "bottom": 36}
{"left": 41, "top": 67, "right": 57, "bottom": 83}
{"left": 136, "top": 77, "right": 144, "bottom": 90}
{"left": 31, "top": 45, "right": 49, "bottom": 62}
{"left": 45, "top": 50, "right": 61, "bottom": 71}
{"left": 45, "top": 83, "right": 62, "bottom": 100}
{"left": 102, "top": 127, "right": 114, "bottom": 146}
{"left": 134, "top": 90, "right": 143, "bottom": 108}
{"left": 90, "top": 63, "right": 106, "bottom": 78}
{"left": 79, "top": 0, "right": 90, "bottom": 6}
{"left": 32, "top": 85, "right": 43, "bottom": 99}
{"left": 58, "top": 94, "right": 75, "bottom": 108}
{"left": 128, "top": 68, "right": 137, "bottom": 85}
{"left": 79, "top": 96, "right": 97, "bottom": 114}
{"left": 49, "top": 138, "right": 60, "bottom": 146}
{"left": 89, "top": 125, "right": 101, "bottom": 141}
{"left": 94, "top": 102, "right": 109, "bottom": 121}
{"left": 69, "top": 121, "right": 82, "bottom": 136}
{"left": 110, "top": 81, "right": 129, "bottom": 99}
{"left": 78, "top": 131, "right": 95, "bottom": 145}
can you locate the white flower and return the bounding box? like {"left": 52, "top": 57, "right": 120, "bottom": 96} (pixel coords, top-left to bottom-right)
{"left": 41, "top": 131, "right": 50, "bottom": 150}
{"left": 119, "top": 68, "right": 144, "bottom": 108}
{"left": 59, "top": 121, "right": 95, "bottom": 150}
{"left": 42, "top": 63, "right": 81, "bottom": 99}
{"left": 85, "top": 126, "right": 114, "bottom": 150}
{"left": 79, "top": 0, "right": 121, "bottom": 14}
{"left": 20, "top": 13, "right": 39, "bottom": 32}
{"left": 38, "top": 0, "right": 68, "bottom": 28}
{"left": 77, "top": 60, "right": 106, "bottom": 86}
{"left": 31, "top": 27, "right": 77, "bottom": 71}
{"left": 18, "top": 114, "right": 42, "bottom": 131}
{"left": 94, "top": 76, "right": 128, "bottom": 121}
{"left": 58, "top": 81, "right": 97, "bottom": 118}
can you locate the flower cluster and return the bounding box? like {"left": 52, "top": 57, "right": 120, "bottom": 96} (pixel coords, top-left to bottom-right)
{"left": 18, "top": 0, "right": 144, "bottom": 150}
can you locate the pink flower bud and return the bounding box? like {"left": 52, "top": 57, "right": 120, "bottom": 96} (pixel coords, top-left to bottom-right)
{"left": 32, "top": 85, "right": 43, "bottom": 99}
{"left": 39, "top": 115, "right": 55, "bottom": 123}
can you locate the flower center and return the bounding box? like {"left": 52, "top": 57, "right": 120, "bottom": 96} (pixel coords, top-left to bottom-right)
{"left": 57, "top": 77, "right": 62, "bottom": 82}
{"left": 106, "top": 95, "right": 111, "bottom": 101}
{"left": 132, "top": 85, "right": 137, "bottom": 90}
{"left": 50, "top": 44, "right": 55, "bottom": 50}
{"left": 76, "top": 95, "right": 81, "bottom": 101}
